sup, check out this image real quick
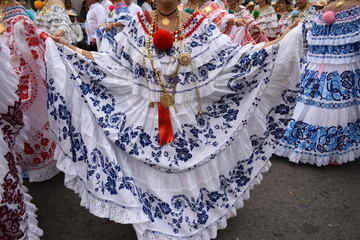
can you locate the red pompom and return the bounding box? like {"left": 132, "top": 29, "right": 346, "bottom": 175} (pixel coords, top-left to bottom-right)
{"left": 108, "top": 4, "right": 115, "bottom": 11}
{"left": 323, "top": 11, "right": 335, "bottom": 25}
{"left": 152, "top": 30, "right": 174, "bottom": 51}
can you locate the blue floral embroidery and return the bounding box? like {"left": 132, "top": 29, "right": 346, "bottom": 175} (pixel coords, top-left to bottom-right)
{"left": 46, "top": 15, "right": 298, "bottom": 237}
{"left": 48, "top": 74, "right": 281, "bottom": 235}
{"left": 281, "top": 119, "right": 360, "bottom": 154}
{"left": 96, "top": 27, "right": 119, "bottom": 53}
{"left": 300, "top": 69, "right": 360, "bottom": 101}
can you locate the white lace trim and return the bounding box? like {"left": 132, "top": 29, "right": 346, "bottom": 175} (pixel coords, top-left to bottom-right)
{"left": 27, "top": 160, "right": 60, "bottom": 182}
{"left": 55, "top": 147, "right": 150, "bottom": 224}
{"left": 276, "top": 144, "right": 360, "bottom": 166}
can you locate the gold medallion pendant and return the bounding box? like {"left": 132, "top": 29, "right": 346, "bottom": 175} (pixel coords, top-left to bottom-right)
{"left": 160, "top": 93, "right": 175, "bottom": 108}
{"left": 178, "top": 53, "right": 191, "bottom": 66}
{"left": 161, "top": 17, "right": 170, "bottom": 26}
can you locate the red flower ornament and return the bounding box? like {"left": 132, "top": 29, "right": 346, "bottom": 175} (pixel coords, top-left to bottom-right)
{"left": 152, "top": 30, "right": 174, "bottom": 51}
{"left": 109, "top": 4, "right": 115, "bottom": 11}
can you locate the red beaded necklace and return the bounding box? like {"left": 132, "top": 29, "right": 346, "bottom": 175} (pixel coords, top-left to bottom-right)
{"left": 137, "top": 11, "right": 207, "bottom": 41}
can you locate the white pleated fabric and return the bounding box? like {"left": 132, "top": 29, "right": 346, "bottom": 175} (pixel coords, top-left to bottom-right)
{"left": 45, "top": 12, "right": 303, "bottom": 239}
{"left": 1, "top": 3, "right": 59, "bottom": 181}
{"left": 0, "top": 42, "right": 43, "bottom": 240}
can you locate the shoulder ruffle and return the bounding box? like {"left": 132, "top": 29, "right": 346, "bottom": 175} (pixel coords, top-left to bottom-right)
{"left": 94, "top": 13, "right": 258, "bottom": 104}
{"left": 306, "top": 8, "right": 360, "bottom": 64}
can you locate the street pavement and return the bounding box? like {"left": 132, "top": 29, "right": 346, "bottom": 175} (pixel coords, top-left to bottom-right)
{"left": 24, "top": 155, "right": 360, "bottom": 240}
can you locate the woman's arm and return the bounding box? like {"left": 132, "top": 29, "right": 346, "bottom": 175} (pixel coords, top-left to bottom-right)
{"left": 228, "top": 17, "right": 248, "bottom": 27}
{"left": 263, "top": 19, "right": 299, "bottom": 48}
{"left": 105, "top": 21, "right": 125, "bottom": 32}
{"left": 50, "top": 36, "right": 94, "bottom": 60}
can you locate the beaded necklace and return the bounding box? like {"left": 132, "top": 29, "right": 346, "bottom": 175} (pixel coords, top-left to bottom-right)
{"left": 142, "top": 10, "right": 184, "bottom": 109}
{"left": 140, "top": 10, "right": 207, "bottom": 112}
{"left": 139, "top": 11, "right": 206, "bottom": 41}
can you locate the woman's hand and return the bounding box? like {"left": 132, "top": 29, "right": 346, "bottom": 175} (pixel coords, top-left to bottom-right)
{"left": 53, "top": 29, "right": 65, "bottom": 37}
{"left": 50, "top": 35, "right": 70, "bottom": 46}
{"left": 255, "top": 24, "right": 265, "bottom": 34}
{"left": 235, "top": 18, "right": 248, "bottom": 27}
{"left": 105, "top": 22, "right": 116, "bottom": 32}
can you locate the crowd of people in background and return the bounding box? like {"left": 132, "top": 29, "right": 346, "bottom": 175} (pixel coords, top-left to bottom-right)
{"left": 0, "top": 0, "right": 359, "bottom": 239}
{"left": 6, "top": 0, "right": 333, "bottom": 51}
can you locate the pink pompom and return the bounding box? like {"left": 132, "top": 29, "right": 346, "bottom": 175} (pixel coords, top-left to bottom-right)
{"left": 108, "top": 4, "right": 115, "bottom": 11}
{"left": 323, "top": 11, "right": 335, "bottom": 25}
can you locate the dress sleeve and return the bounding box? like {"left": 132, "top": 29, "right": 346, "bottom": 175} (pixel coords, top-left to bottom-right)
{"left": 76, "top": 24, "right": 84, "bottom": 42}
{"left": 97, "top": 6, "right": 107, "bottom": 26}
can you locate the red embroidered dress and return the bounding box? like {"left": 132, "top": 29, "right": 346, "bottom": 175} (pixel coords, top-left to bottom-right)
{"left": 0, "top": 42, "right": 43, "bottom": 240}
{"left": 1, "top": 3, "right": 59, "bottom": 182}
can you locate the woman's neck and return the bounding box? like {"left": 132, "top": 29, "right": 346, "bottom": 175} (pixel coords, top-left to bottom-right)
{"left": 228, "top": 3, "right": 238, "bottom": 10}
{"left": 277, "top": 7, "right": 287, "bottom": 12}
{"left": 157, "top": 5, "right": 178, "bottom": 15}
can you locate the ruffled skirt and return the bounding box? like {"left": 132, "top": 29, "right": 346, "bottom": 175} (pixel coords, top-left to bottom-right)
{"left": 276, "top": 61, "right": 360, "bottom": 166}
{"left": 45, "top": 25, "right": 302, "bottom": 239}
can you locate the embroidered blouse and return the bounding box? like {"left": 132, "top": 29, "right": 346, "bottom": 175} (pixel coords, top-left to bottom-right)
{"left": 253, "top": 5, "right": 278, "bottom": 39}
{"left": 34, "top": 0, "right": 71, "bottom": 40}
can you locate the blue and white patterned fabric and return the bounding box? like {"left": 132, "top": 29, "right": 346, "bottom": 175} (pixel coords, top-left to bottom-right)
{"left": 96, "top": 2, "right": 132, "bottom": 53}
{"left": 276, "top": 4, "right": 360, "bottom": 167}
{"left": 45, "top": 13, "right": 302, "bottom": 239}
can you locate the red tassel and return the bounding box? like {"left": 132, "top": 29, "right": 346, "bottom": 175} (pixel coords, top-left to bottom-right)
{"left": 158, "top": 103, "right": 174, "bottom": 145}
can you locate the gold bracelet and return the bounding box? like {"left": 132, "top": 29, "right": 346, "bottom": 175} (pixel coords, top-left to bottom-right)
{"left": 234, "top": 19, "right": 239, "bottom": 26}
{"left": 113, "top": 22, "right": 116, "bottom": 28}
{"left": 75, "top": 47, "right": 83, "bottom": 55}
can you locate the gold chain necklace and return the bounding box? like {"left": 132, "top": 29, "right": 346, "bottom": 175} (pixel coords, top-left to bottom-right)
{"left": 157, "top": 8, "right": 178, "bottom": 27}
{"left": 142, "top": 11, "right": 203, "bottom": 116}
{"left": 143, "top": 10, "right": 183, "bottom": 109}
